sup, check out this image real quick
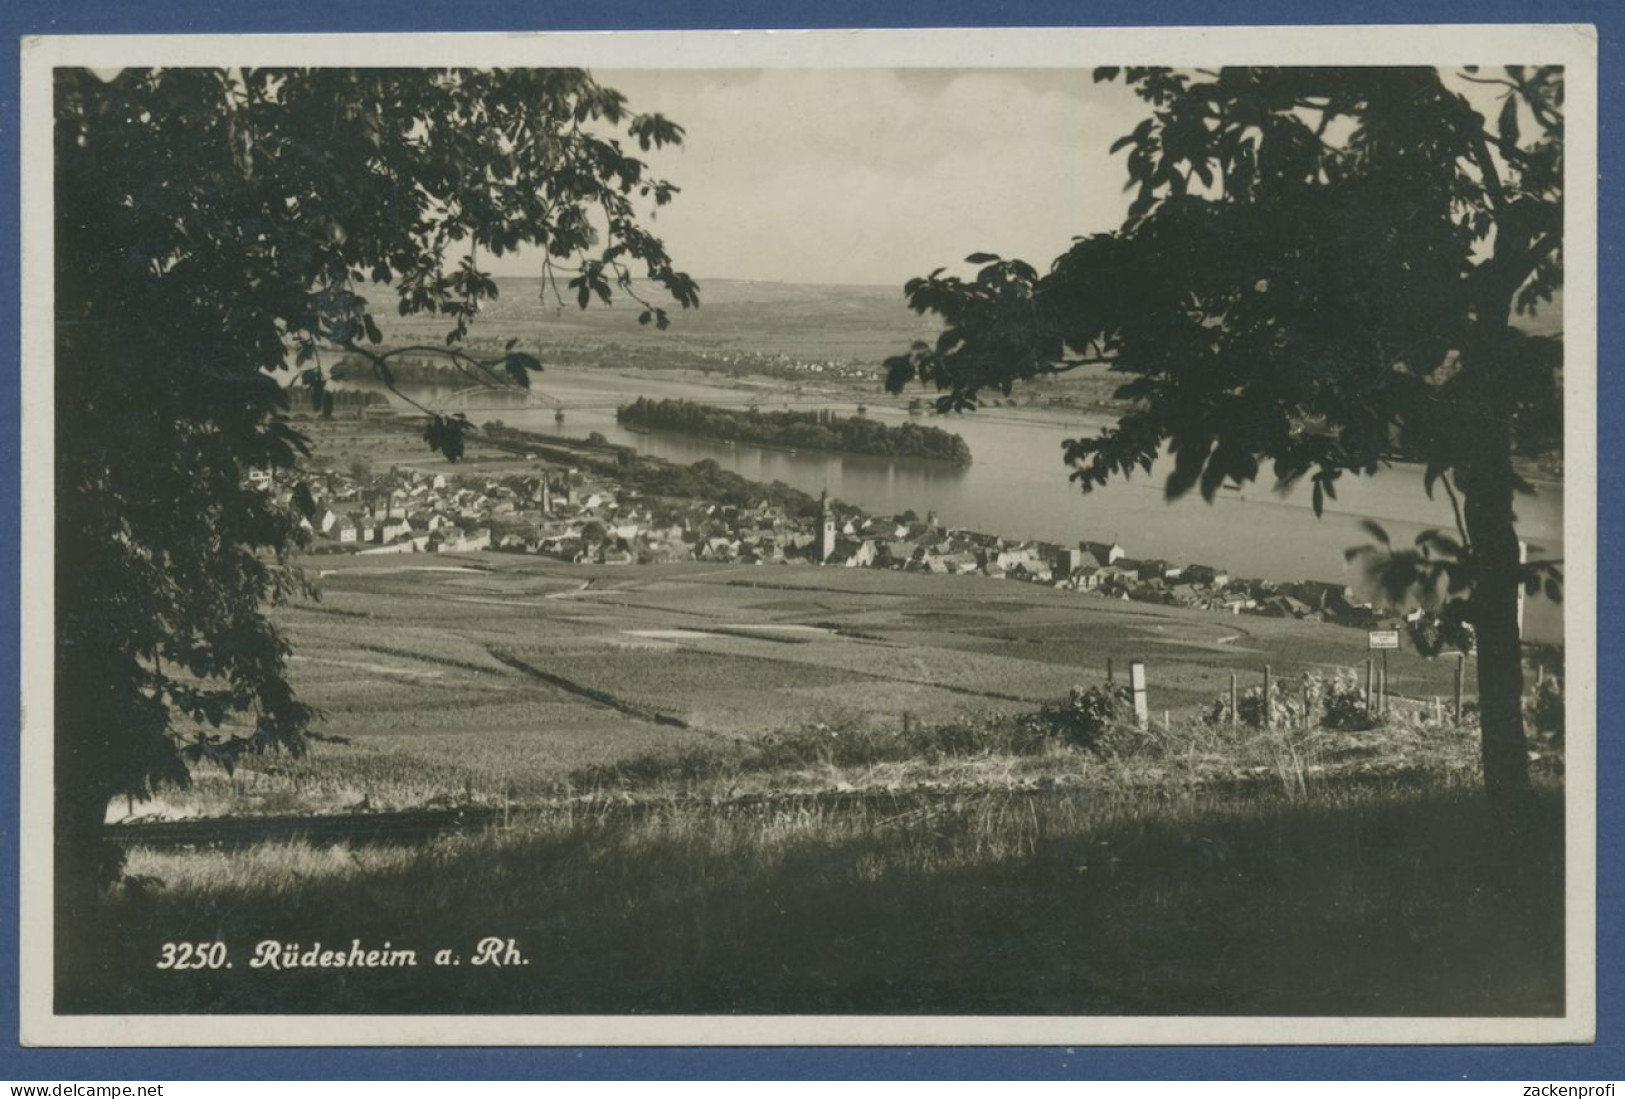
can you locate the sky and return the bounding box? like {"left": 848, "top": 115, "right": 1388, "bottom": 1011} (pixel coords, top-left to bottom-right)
{"left": 483, "top": 68, "right": 1150, "bottom": 287}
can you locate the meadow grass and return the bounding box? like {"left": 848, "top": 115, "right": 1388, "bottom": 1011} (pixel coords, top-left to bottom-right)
{"left": 85, "top": 657, "right": 1561, "bottom": 1019}
{"left": 82, "top": 770, "right": 1562, "bottom": 1016}
{"left": 139, "top": 696, "right": 1498, "bottom": 821}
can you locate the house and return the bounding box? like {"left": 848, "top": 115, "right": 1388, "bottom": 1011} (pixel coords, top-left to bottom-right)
{"left": 1128, "top": 559, "right": 1173, "bottom": 582}
{"left": 1081, "top": 540, "right": 1126, "bottom": 568}
{"left": 826, "top": 538, "right": 877, "bottom": 569}
{"left": 540, "top": 535, "right": 582, "bottom": 560}
{"left": 1183, "top": 563, "right": 1230, "bottom": 588}
{"left": 636, "top": 537, "right": 689, "bottom": 564}
{"left": 448, "top": 526, "right": 491, "bottom": 552}
{"left": 929, "top": 550, "right": 979, "bottom": 574}
{"left": 880, "top": 541, "right": 919, "bottom": 568}
{"left": 994, "top": 545, "right": 1044, "bottom": 574}
{"left": 697, "top": 537, "right": 739, "bottom": 563}
{"left": 372, "top": 516, "right": 411, "bottom": 544}
{"left": 1260, "top": 594, "right": 1313, "bottom": 619}
{"left": 1009, "top": 561, "right": 1053, "bottom": 584}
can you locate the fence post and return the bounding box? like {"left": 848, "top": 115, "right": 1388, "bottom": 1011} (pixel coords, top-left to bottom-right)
{"left": 1107, "top": 657, "right": 1115, "bottom": 685}
{"left": 1454, "top": 654, "right": 1466, "bottom": 723}
{"left": 1230, "top": 673, "right": 1238, "bottom": 730}
{"left": 1263, "top": 664, "right": 1273, "bottom": 730}
{"left": 1129, "top": 660, "right": 1149, "bottom": 731}
{"left": 1303, "top": 679, "right": 1312, "bottom": 729}
{"left": 1366, "top": 658, "right": 1375, "bottom": 714}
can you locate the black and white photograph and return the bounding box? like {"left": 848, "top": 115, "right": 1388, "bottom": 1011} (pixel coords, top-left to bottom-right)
{"left": 17, "top": 26, "right": 1597, "bottom": 1045}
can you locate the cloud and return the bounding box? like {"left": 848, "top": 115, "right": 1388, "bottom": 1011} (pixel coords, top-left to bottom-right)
{"left": 488, "top": 68, "right": 1148, "bottom": 286}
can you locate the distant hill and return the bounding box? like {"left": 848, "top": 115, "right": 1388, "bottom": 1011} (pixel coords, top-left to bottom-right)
{"left": 371, "top": 276, "right": 1563, "bottom": 377}
{"left": 393, "top": 277, "right": 945, "bottom": 365}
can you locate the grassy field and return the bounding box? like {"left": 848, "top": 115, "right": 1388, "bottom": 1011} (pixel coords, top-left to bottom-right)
{"left": 79, "top": 773, "right": 1562, "bottom": 1016}
{"left": 80, "top": 555, "right": 1566, "bottom": 1019}
{"left": 126, "top": 555, "right": 1495, "bottom": 819}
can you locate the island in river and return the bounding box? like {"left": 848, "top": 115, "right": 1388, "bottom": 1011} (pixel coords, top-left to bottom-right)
{"left": 615, "top": 396, "right": 973, "bottom": 466}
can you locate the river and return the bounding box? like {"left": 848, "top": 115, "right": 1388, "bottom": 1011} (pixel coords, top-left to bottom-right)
{"left": 370, "top": 365, "right": 1566, "bottom": 645}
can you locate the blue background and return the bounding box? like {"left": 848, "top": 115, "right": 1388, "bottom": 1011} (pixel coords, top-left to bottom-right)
{"left": 1, "top": 0, "right": 1618, "bottom": 1081}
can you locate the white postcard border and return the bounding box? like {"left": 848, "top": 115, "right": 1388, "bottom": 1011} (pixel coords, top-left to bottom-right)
{"left": 17, "top": 23, "right": 1600, "bottom": 1047}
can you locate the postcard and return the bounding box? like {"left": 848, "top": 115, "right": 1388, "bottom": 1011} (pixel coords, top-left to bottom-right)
{"left": 17, "top": 23, "right": 1598, "bottom": 1045}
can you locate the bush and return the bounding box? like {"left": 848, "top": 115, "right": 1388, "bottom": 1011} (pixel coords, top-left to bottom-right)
{"left": 1319, "top": 670, "right": 1376, "bottom": 731}
{"left": 751, "top": 714, "right": 1051, "bottom": 771}
{"left": 1199, "top": 670, "right": 1385, "bottom": 731}
{"left": 1204, "top": 676, "right": 1316, "bottom": 730}
{"left": 1525, "top": 677, "right": 1564, "bottom": 740}
{"left": 1028, "top": 684, "right": 1135, "bottom": 750}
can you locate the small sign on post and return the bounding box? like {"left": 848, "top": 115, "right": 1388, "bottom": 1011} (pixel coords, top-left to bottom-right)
{"left": 1369, "top": 629, "right": 1398, "bottom": 720}
{"left": 1129, "top": 660, "right": 1149, "bottom": 731}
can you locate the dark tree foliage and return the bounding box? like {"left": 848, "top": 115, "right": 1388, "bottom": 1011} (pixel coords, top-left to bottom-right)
{"left": 54, "top": 67, "right": 698, "bottom": 907}
{"left": 885, "top": 66, "right": 1563, "bottom": 822}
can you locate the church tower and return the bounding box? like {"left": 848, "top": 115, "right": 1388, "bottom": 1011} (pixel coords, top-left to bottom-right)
{"left": 817, "top": 489, "right": 837, "bottom": 564}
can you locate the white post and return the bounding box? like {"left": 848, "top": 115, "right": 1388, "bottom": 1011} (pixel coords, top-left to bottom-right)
{"left": 1129, "top": 660, "right": 1149, "bottom": 731}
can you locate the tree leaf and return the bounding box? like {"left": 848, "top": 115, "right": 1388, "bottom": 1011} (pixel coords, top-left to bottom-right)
{"left": 502, "top": 351, "right": 541, "bottom": 388}
{"left": 1498, "top": 93, "right": 1520, "bottom": 147}
{"left": 1358, "top": 519, "right": 1390, "bottom": 546}
{"left": 291, "top": 482, "right": 317, "bottom": 520}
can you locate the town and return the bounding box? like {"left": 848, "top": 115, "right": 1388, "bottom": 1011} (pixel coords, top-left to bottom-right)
{"left": 273, "top": 437, "right": 1388, "bottom": 631}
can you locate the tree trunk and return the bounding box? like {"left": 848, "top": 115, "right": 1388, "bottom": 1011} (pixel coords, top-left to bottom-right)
{"left": 53, "top": 773, "right": 115, "bottom": 1008}
{"left": 1463, "top": 484, "right": 1533, "bottom": 823}
{"left": 1460, "top": 324, "right": 1534, "bottom": 826}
